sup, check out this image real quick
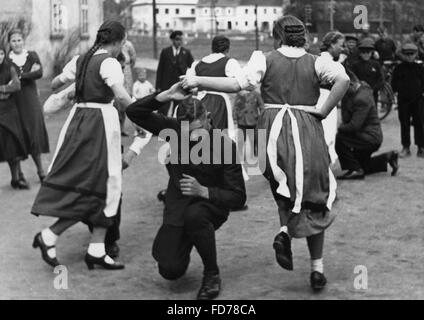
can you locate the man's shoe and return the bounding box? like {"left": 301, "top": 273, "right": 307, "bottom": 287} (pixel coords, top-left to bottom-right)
{"left": 106, "top": 242, "right": 120, "bottom": 259}
{"left": 417, "top": 147, "right": 424, "bottom": 158}
{"left": 388, "top": 151, "right": 399, "bottom": 176}
{"left": 197, "top": 273, "right": 221, "bottom": 300}
{"left": 337, "top": 169, "right": 365, "bottom": 180}
{"left": 399, "top": 147, "right": 411, "bottom": 158}
{"left": 157, "top": 190, "right": 167, "bottom": 203}
{"left": 310, "top": 271, "right": 327, "bottom": 291}
{"left": 273, "top": 232, "right": 293, "bottom": 271}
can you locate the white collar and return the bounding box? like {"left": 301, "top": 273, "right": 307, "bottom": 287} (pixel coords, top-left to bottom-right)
{"left": 201, "top": 53, "right": 226, "bottom": 63}
{"left": 94, "top": 49, "right": 108, "bottom": 56}
{"left": 320, "top": 51, "right": 334, "bottom": 60}
{"left": 9, "top": 50, "right": 29, "bottom": 67}
{"left": 277, "top": 45, "right": 306, "bottom": 58}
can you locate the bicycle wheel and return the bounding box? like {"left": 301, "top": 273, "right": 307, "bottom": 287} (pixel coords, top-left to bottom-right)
{"left": 377, "top": 82, "right": 394, "bottom": 120}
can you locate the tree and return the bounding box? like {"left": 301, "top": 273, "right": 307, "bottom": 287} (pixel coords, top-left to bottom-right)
{"left": 103, "top": 0, "right": 135, "bottom": 29}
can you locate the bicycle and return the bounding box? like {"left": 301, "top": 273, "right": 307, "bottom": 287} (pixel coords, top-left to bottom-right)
{"left": 377, "top": 60, "right": 398, "bottom": 120}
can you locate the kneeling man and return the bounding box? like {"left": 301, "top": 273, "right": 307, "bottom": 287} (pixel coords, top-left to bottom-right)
{"left": 126, "top": 83, "right": 247, "bottom": 300}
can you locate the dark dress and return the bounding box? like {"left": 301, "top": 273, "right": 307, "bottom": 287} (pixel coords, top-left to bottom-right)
{"left": 0, "top": 63, "right": 27, "bottom": 162}
{"left": 10, "top": 50, "right": 49, "bottom": 155}
{"left": 31, "top": 52, "right": 123, "bottom": 229}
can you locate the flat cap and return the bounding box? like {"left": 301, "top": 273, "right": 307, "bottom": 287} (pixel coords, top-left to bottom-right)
{"left": 358, "top": 38, "right": 375, "bottom": 49}
{"left": 401, "top": 42, "right": 418, "bottom": 52}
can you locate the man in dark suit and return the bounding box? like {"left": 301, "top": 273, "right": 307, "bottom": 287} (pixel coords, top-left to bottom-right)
{"left": 336, "top": 70, "right": 399, "bottom": 180}
{"left": 156, "top": 31, "right": 194, "bottom": 115}
{"left": 126, "top": 83, "right": 246, "bottom": 300}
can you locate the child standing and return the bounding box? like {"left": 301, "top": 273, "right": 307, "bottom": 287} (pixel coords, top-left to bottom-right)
{"left": 233, "top": 87, "right": 264, "bottom": 158}
{"left": 391, "top": 43, "right": 424, "bottom": 158}
{"left": 182, "top": 15, "right": 349, "bottom": 291}
{"left": 133, "top": 67, "right": 155, "bottom": 100}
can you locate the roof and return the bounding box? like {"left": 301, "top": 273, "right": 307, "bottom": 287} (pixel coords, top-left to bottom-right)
{"left": 197, "top": 0, "right": 283, "bottom": 7}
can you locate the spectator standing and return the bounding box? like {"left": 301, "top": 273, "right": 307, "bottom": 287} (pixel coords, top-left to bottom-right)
{"left": 156, "top": 31, "right": 194, "bottom": 116}
{"left": 391, "top": 43, "right": 424, "bottom": 158}
{"left": 375, "top": 27, "right": 397, "bottom": 63}
{"left": 8, "top": 29, "right": 49, "bottom": 183}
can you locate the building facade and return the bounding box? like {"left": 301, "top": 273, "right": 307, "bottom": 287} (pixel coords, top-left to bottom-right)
{"left": 132, "top": 0, "right": 198, "bottom": 35}
{"left": 131, "top": 0, "right": 287, "bottom": 35}
{"left": 0, "top": 0, "right": 104, "bottom": 76}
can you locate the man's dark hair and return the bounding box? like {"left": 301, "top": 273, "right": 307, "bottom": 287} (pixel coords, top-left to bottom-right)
{"left": 212, "top": 35, "right": 230, "bottom": 53}
{"left": 170, "top": 30, "right": 183, "bottom": 40}
{"left": 116, "top": 52, "right": 125, "bottom": 63}
{"left": 413, "top": 24, "right": 424, "bottom": 32}
{"left": 176, "top": 98, "right": 207, "bottom": 123}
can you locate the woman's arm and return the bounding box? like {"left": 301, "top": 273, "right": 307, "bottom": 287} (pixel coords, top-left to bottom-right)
{"left": 111, "top": 83, "right": 134, "bottom": 112}
{"left": 20, "top": 51, "right": 43, "bottom": 81}
{"left": 181, "top": 75, "right": 242, "bottom": 93}
{"left": 0, "top": 66, "right": 21, "bottom": 93}
{"left": 308, "top": 73, "right": 350, "bottom": 119}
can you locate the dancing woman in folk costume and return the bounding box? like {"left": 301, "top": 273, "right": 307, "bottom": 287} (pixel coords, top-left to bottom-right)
{"left": 31, "top": 21, "right": 133, "bottom": 270}
{"left": 182, "top": 15, "right": 350, "bottom": 290}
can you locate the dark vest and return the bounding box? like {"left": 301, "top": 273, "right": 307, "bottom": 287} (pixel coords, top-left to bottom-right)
{"left": 76, "top": 53, "right": 115, "bottom": 103}
{"left": 261, "top": 51, "right": 320, "bottom": 106}
{"left": 195, "top": 56, "right": 230, "bottom": 77}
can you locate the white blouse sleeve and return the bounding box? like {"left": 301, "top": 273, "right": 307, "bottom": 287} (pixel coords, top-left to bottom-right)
{"left": 241, "top": 51, "right": 267, "bottom": 90}
{"left": 58, "top": 55, "right": 79, "bottom": 83}
{"left": 100, "top": 57, "right": 125, "bottom": 87}
{"left": 315, "top": 55, "right": 348, "bottom": 83}
{"left": 186, "top": 61, "right": 199, "bottom": 77}
{"left": 225, "top": 58, "right": 247, "bottom": 90}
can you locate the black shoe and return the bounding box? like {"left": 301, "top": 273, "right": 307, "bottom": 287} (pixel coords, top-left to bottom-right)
{"left": 32, "top": 233, "right": 60, "bottom": 267}
{"left": 337, "top": 169, "right": 365, "bottom": 180}
{"left": 418, "top": 147, "right": 424, "bottom": 158}
{"left": 85, "top": 253, "right": 125, "bottom": 270}
{"left": 388, "top": 151, "right": 399, "bottom": 176}
{"left": 106, "top": 242, "right": 120, "bottom": 259}
{"left": 157, "top": 190, "right": 167, "bottom": 203}
{"left": 11, "top": 178, "right": 30, "bottom": 190}
{"left": 197, "top": 273, "right": 221, "bottom": 300}
{"left": 273, "top": 232, "right": 293, "bottom": 271}
{"left": 310, "top": 271, "right": 327, "bottom": 291}
{"left": 231, "top": 204, "right": 249, "bottom": 212}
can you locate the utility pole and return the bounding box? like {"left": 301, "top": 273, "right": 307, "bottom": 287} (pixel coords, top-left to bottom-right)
{"left": 379, "top": 0, "right": 384, "bottom": 28}
{"left": 255, "top": 4, "right": 259, "bottom": 50}
{"left": 152, "top": 0, "right": 158, "bottom": 59}
{"left": 329, "top": 0, "right": 335, "bottom": 31}
{"left": 210, "top": 0, "right": 215, "bottom": 36}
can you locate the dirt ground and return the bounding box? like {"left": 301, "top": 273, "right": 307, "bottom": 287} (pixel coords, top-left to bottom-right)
{"left": 1, "top": 91, "right": 424, "bottom": 300}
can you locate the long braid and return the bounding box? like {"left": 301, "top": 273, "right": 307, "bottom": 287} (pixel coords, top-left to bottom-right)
{"left": 75, "top": 42, "right": 102, "bottom": 102}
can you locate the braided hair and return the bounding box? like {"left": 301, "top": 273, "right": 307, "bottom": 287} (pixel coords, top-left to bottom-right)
{"left": 176, "top": 97, "right": 207, "bottom": 124}
{"left": 212, "top": 35, "right": 230, "bottom": 54}
{"left": 272, "top": 15, "right": 306, "bottom": 48}
{"left": 75, "top": 20, "right": 126, "bottom": 102}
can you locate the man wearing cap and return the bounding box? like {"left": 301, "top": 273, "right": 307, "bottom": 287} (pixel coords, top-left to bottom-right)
{"left": 343, "top": 34, "right": 360, "bottom": 68}
{"left": 351, "top": 38, "right": 384, "bottom": 104}
{"left": 409, "top": 25, "right": 424, "bottom": 61}
{"left": 392, "top": 43, "right": 424, "bottom": 158}
{"left": 156, "top": 31, "right": 194, "bottom": 115}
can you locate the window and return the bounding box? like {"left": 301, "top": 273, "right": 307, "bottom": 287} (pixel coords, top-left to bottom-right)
{"left": 80, "top": 0, "right": 89, "bottom": 37}
{"left": 191, "top": 8, "right": 195, "bottom": 14}
{"left": 166, "top": 22, "right": 170, "bottom": 28}
{"left": 215, "top": 8, "right": 221, "bottom": 15}
{"left": 245, "top": 21, "right": 248, "bottom": 26}
{"left": 227, "top": 9, "right": 232, "bottom": 15}
{"left": 176, "top": 8, "right": 180, "bottom": 14}
{"left": 264, "top": 8, "right": 267, "bottom": 14}
{"left": 165, "top": 8, "right": 170, "bottom": 14}
{"left": 204, "top": 8, "right": 209, "bottom": 15}
{"left": 245, "top": 8, "right": 248, "bottom": 14}
{"left": 273, "top": 8, "right": 277, "bottom": 14}
{"left": 51, "top": 0, "right": 64, "bottom": 37}
{"left": 156, "top": 8, "right": 159, "bottom": 14}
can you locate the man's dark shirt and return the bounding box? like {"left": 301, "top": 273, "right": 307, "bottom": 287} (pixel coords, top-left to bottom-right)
{"left": 375, "top": 37, "right": 397, "bottom": 62}
{"left": 339, "top": 83, "right": 383, "bottom": 147}
{"left": 392, "top": 61, "right": 424, "bottom": 104}
{"left": 351, "top": 59, "right": 384, "bottom": 92}
{"left": 126, "top": 94, "right": 247, "bottom": 227}
{"left": 156, "top": 46, "right": 194, "bottom": 92}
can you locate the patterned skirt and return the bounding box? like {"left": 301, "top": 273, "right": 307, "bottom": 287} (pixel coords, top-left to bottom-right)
{"left": 258, "top": 105, "right": 337, "bottom": 238}
{"left": 31, "top": 102, "right": 122, "bottom": 228}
